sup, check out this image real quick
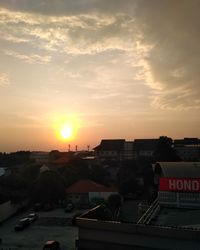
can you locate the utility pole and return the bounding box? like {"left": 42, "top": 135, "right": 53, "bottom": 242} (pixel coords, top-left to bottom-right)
{"left": 87, "top": 145, "right": 90, "bottom": 152}
{"left": 68, "top": 144, "right": 71, "bottom": 152}
{"left": 75, "top": 145, "right": 78, "bottom": 152}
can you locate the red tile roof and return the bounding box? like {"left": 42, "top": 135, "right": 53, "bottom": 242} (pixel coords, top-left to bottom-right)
{"left": 66, "top": 179, "right": 118, "bottom": 193}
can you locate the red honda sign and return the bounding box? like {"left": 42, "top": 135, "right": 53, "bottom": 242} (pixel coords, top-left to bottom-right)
{"left": 159, "top": 178, "right": 200, "bottom": 192}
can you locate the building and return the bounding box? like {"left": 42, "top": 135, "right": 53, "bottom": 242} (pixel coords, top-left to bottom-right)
{"left": 174, "top": 138, "right": 200, "bottom": 161}
{"left": 123, "top": 141, "right": 134, "bottom": 160}
{"left": 133, "top": 139, "right": 158, "bottom": 159}
{"left": 66, "top": 179, "right": 118, "bottom": 206}
{"left": 174, "top": 137, "right": 200, "bottom": 146}
{"left": 30, "top": 151, "right": 49, "bottom": 164}
{"left": 155, "top": 162, "right": 200, "bottom": 209}
{"left": 76, "top": 161, "right": 200, "bottom": 249}
{"left": 94, "top": 139, "right": 126, "bottom": 161}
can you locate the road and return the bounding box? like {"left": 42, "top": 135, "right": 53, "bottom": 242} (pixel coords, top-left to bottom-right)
{"left": 0, "top": 207, "right": 84, "bottom": 250}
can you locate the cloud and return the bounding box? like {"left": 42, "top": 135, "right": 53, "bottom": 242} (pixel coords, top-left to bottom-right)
{"left": 0, "top": 73, "right": 10, "bottom": 86}
{"left": 133, "top": 0, "right": 200, "bottom": 109}
{"left": 0, "top": 0, "right": 135, "bottom": 16}
{"left": 0, "top": 1, "right": 199, "bottom": 110}
{"left": 4, "top": 50, "right": 51, "bottom": 64}
{"left": 0, "top": 7, "right": 136, "bottom": 54}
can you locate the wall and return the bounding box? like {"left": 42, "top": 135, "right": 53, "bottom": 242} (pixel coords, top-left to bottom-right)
{"left": 76, "top": 218, "right": 200, "bottom": 250}
{"left": 0, "top": 201, "right": 20, "bottom": 222}
{"left": 89, "top": 192, "right": 118, "bottom": 202}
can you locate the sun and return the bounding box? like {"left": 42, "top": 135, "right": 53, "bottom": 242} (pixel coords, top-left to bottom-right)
{"left": 60, "top": 126, "right": 73, "bottom": 139}
{"left": 52, "top": 114, "right": 81, "bottom": 142}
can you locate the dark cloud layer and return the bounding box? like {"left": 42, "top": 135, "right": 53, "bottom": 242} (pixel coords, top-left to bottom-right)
{"left": 134, "top": 0, "right": 200, "bottom": 109}
{"left": 0, "top": 0, "right": 134, "bottom": 15}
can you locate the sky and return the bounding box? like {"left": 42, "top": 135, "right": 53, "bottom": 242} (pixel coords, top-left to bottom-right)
{"left": 0, "top": 0, "right": 200, "bottom": 152}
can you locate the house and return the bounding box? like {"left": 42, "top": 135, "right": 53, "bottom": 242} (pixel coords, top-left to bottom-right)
{"left": 66, "top": 179, "right": 118, "bottom": 206}
{"left": 94, "top": 139, "right": 125, "bottom": 161}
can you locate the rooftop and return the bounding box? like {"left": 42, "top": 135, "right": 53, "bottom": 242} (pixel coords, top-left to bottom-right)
{"left": 66, "top": 179, "right": 117, "bottom": 193}
{"left": 134, "top": 139, "right": 158, "bottom": 151}
{"left": 151, "top": 206, "right": 200, "bottom": 229}
{"left": 155, "top": 162, "right": 200, "bottom": 178}
{"left": 93, "top": 139, "right": 125, "bottom": 151}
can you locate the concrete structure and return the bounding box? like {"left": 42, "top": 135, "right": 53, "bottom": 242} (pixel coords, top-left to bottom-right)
{"left": 174, "top": 138, "right": 200, "bottom": 161}
{"left": 76, "top": 217, "right": 200, "bottom": 250}
{"left": 0, "top": 200, "right": 28, "bottom": 223}
{"left": 94, "top": 139, "right": 126, "bottom": 161}
{"left": 133, "top": 139, "right": 158, "bottom": 159}
{"left": 174, "top": 146, "right": 200, "bottom": 161}
{"left": 123, "top": 141, "right": 134, "bottom": 160}
{"left": 76, "top": 161, "right": 200, "bottom": 249}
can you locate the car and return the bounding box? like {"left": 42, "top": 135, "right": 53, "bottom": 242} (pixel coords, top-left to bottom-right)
{"left": 14, "top": 218, "right": 30, "bottom": 231}
{"left": 43, "top": 240, "right": 61, "bottom": 250}
{"left": 28, "top": 213, "right": 38, "bottom": 222}
{"left": 64, "top": 203, "right": 74, "bottom": 212}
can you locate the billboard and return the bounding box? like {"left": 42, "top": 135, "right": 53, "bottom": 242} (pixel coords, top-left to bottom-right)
{"left": 159, "top": 178, "right": 200, "bottom": 192}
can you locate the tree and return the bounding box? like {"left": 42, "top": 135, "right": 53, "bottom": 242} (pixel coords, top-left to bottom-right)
{"left": 31, "top": 170, "right": 65, "bottom": 204}
{"left": 61, "top": 157, "right": 91, "bottom": 186}
{"left": 106, "top": 194, "right": 122, "bottom": 221}
{"left": 117, "top": 160, "right": 139, "bottom": 195}
{"left": 154, "top": 136, "right": 180, "bottom": 162}
{"left": 89, "top": 164, "right": 110, "bottom": 185}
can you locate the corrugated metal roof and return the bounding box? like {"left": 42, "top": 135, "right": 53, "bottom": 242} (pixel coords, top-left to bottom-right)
{"left": 156, "top": 162, "right": 200, "bottom": 178}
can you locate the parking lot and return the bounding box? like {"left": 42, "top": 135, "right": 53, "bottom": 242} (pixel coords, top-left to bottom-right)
{"left": 0, "top": 207, "right": 84, "bottom": 250}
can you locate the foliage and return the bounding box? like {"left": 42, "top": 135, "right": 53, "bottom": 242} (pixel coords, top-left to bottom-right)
{"left": 0, "top": 151, "right": 31, "bottom": 167}
{"left": 20, "top": 164, "right": 40, "bottom": 185}
{"left": 154, "top": 136, "right": 180, "bottom": 162}
{"left": 117, "top": 160, "right": 139, "bottom": 195}
{"left": 89, "top": 164, "right": 110, "bottom": 185}
{"left": 31, "top": 170, "right": 65, "bottom": 204}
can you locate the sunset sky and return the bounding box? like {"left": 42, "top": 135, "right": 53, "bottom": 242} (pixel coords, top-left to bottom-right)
{"left": 0, "top": 0, "right": 200, "bottom": 152}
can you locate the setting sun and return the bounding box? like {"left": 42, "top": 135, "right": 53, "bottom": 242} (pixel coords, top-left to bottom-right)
{"left": 60, "top": 126, "right": 73, "bottom": 139}
{"left": 52, "top": 113, "right": 82, "bottom": 145}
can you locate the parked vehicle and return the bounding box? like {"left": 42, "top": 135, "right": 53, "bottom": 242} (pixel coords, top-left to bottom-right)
{"left": 14, "top": 218, "right": 30, "bottom": 231}
{"left": 28, "top": 213, "right": 38, "bottom": 222}
{"left": 43, "top": 240, "right": 61, "bottom": 250}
